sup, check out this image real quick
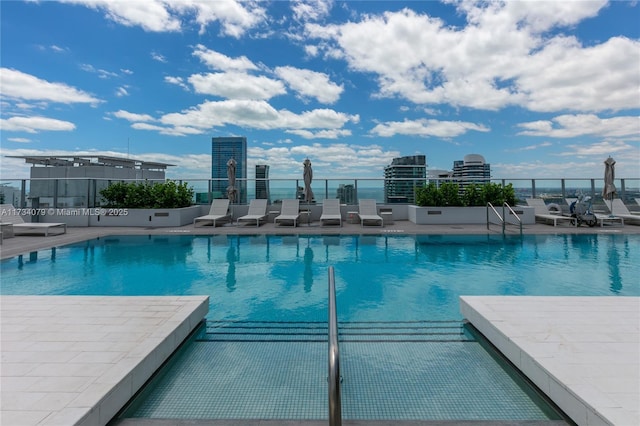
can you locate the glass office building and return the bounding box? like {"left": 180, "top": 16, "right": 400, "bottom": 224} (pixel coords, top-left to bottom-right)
{"left": 211, "top": 137, "right": 247, "bottom": 204}
{"left": 383, "top": 155, "right": 427, "bottom": 204}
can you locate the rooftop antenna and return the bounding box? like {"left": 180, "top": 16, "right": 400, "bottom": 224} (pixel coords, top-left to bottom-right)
{"left": 127, "top": 137, "right": 130, "bottom": 158}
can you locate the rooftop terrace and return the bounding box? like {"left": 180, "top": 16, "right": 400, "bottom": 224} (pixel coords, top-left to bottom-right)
{"left": 1, "top": 222, "right": 638, "bottom": 426}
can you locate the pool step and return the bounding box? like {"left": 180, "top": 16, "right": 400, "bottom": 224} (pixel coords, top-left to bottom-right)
{"left": 198, "top": 320, "right": 475, "bottom": 343}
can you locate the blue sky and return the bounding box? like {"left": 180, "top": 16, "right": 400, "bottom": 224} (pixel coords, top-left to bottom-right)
{"left": 1, "top": 0, "right": 639, "bottom": 180}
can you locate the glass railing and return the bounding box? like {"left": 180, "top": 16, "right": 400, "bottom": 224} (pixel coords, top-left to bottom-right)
{"left": 1, "top": 177, "right": 638, "bottom": 210}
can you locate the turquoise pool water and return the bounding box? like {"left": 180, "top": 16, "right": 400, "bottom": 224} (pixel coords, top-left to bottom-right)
{"left": 2, "top": 234, "right": 638, "bottom": 421}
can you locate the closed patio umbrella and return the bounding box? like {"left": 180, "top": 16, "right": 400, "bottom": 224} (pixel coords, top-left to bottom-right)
{"left": 226, "top": 158, "right": 237, "bottom": 202}
{"left": 603, "top": 156, "right": 616, "bottom": 216}
{"left": 303, "top": 158, "right": 314, "bottom": 203}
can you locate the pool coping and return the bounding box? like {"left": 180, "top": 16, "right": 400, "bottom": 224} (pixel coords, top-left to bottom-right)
{"left": 0, "top": 296, "right": 209, "bottom": 426}
{"left": 461, "top": 296, "right": 640, "bottom": 426}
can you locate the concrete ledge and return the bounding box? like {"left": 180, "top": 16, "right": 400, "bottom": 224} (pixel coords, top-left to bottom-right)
{"left": 0, "top": 295, "right": 209, "bottom": 426}
{"left": 460, "top": 296, "right": 640, "bottom": 426}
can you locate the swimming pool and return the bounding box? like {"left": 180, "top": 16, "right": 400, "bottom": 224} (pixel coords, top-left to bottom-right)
{"left": 2, "top": 234, "right": 638, "bottom": 421}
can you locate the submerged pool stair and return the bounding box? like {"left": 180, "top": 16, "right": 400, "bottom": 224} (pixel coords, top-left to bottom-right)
{"left": 198, "top": 319, "right": 475, "bottom": 343}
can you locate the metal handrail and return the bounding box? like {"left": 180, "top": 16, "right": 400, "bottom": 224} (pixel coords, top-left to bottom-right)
{"left": 486, "top": 202, "right": 523, "bottom": 236}
{"left": 503, "top": 202, "right": 523, "bottom": 235}
{"left": 486, "top": 202, "right": 503, "bottom": 230}
{"left": 328, "top": 266, "right": 342, "bottom": 426}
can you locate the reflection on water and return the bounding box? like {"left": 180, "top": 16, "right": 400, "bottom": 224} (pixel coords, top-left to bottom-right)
{"left": 1, "top": 234, "right": 638, "bottom": 321}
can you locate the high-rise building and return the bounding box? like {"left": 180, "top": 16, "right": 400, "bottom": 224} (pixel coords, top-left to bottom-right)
{"left": 384, "top": 155, "right": 427, "bottom": 204}
{"left": 255, "top": 164, "right": 270, "bottom": 201}
{"left": 336, "top": 184, "right": 355, "bottom": 204}
{"left": 211, "top": 137, "right": 247, "bottom": 203}
{"left": 452, "top": 154, "right": 490, "bottom": 191}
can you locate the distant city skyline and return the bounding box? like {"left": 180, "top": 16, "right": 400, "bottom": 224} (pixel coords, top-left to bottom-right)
{"left": 1, "top": 1, "right": 638, "bottom": 180}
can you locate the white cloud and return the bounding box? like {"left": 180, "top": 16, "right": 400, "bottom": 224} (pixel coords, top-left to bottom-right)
{"left": 151, "top": 100, "right": 358, "bottom": 136}
{"left": 1, "top": 68, "right": 100, "bottom": 104}
{"left": 518, "top": 115, "right": 640, "bottom": 139}
{"left": 171, "top": 0, "right": 267, "bottom": 37}
{"left": 7, "top": 137, "right": 32, "bottom": 143}
{"left": 151, "top": 52, "right": 167, "bottom": 63}
{"left": 286, "top": 129, "right": 351, "bottom": 139}
{"left": 275, "top": 66, "right": 343, "bottom": 104}
{"left": 79, "top": 63, "right": 119, "bottom": 79}
{"left": 112, "top": 110, "right": 155, "bottom": 122}
{"left": 115, "top": 86, "right": 129, "bottom": 97}
{"left": 131, "top": 122, "right": 204, "bottom": 136}
{"left": 0, "top": 116, "right": 76, "bottom": 133}
{"left": 557, "top": 140, "right": 635, "bottom": 157}
{"left": 120, "top": 68, "right": 133, "bottom": 75}
{"left": 63, "top": 0, "right": 181, "bottom": 32}
{"left": 192, "top": 44, "right": 258, "bottom": 71}
{"left": 62, "top": 0, "right": 266, "bottom": 37}
{"left": 291, "top": 0, "right": 334, "bottom": 22}
{"left": 164, "top": 76, "right": 189, "bottom": 91}
{"left": 305, "top": 3, "right": 638, "bottom": 113}
{"left": 188, "top": 72, "right": 286, "bottom": 100}
{"left": 370, "top": 118, "right": 490, "bottom": 138}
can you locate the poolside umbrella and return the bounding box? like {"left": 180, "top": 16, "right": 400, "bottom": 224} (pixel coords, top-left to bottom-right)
{"left": 603, "top": 156, "right": 616, "bottom": 215}
{"left": 303, "top": 158, "right": 314, "bottom": 203}
{"left": 226, "top": 158, "right": 237, "bottom": 203}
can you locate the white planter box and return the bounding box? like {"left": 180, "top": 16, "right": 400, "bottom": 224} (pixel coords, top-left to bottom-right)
{"left": 408, "top": 205, "right": 534, "bottom": 225}
{"left": 87, "top": 206, "right": 201, "bottom": 227}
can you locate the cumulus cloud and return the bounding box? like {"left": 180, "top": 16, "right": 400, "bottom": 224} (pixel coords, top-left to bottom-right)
{"left": 61, "top": 0, "right": 266, "bottom": 37}
{"left": 275, "top": 66, "right": 343, "bottom": 104}
{"left": 193, "top": 45, "right": 258, "bottom": 71}
{"left": 305, "top": 3, "right": 638, "bottom": 113}
{"left": 0, "top": 116, "right": 76, "bottom": 133}
{"left": 370, "top": 118, "right": 490, "bottom": 138}
{"left": 188, "top": 72, "right": 286, "bottom": 100}
{"left": 291, "top": 0, "right": 334, "bottom": 22}
{"left": 1, "top": 68, "right": 101, "bottom": 105}
{"left": 517, "top": 115, "right": 640, "bottom": 139}
{"left": 164, "top": 76, "right": 190, "bottom": 91}
{"left": 168, "top": 100, "right": 356, "bottom": 130}
{"left": 112, "top": 110, "right": 155, "bottom": 122}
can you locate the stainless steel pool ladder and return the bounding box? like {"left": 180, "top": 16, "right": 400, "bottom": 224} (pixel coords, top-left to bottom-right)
{"left": 487, "top": 202, "right": 523, "bottom": 235}
{"left": 328, "top": 266, "right": 342, "bottom": 426}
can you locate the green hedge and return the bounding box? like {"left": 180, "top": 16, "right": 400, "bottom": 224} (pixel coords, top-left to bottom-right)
{"left": 100, "top": 181, "right": 194, "bottom": 208}
{"left": 415, "top": 182, "right": 516, "bottom": 207}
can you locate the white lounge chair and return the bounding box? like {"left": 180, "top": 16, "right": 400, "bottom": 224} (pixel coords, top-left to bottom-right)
{"left": 320, "top": 199, "right": 342, "bottom": 227}
{"left": 0, "top": 204, "right": 67, "bottom": 236}
{"left": 526, "top": 199, "right": 574, "bottom": 227}
{"left": 603, "top": 199, "right": 639, "bottom": 225}
{"left": 358, "top": 199, "right": 383, "bottom": 227}
{"left": 274, "top": 199, "right": 300, "bottom": 227}
{"left": 237, "top": 199, "right": 268, "bottom": 227}
{"left": 193, "top": 199, "right": 231, "bottom": 227}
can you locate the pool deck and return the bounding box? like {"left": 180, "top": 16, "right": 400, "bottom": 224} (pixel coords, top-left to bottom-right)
{"left": 461, "top": 296, "right": 639, "bottom": 426}
{"left": 1, "top": 221, "right": 639, "bottom": 426}
{"left": 0, "top": 296, "right": 209, "bottom": 426}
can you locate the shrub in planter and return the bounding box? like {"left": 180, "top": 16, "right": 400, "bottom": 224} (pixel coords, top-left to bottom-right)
{"left": 100, "top": 181, "right": 194, "bottom": 208}
{"left": 415, "top": 182, "right": 517, "bottom": 207}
